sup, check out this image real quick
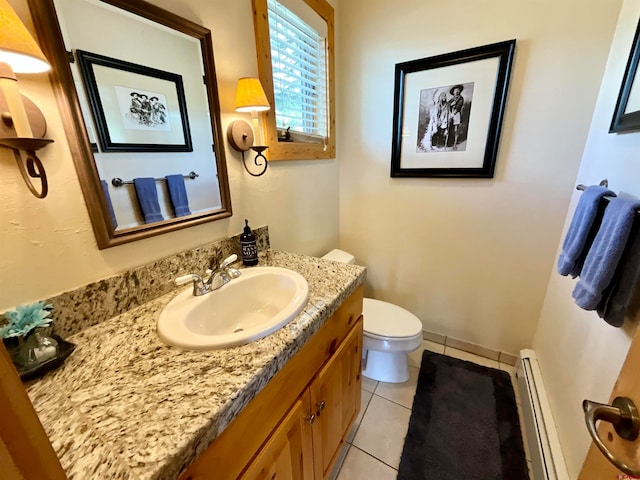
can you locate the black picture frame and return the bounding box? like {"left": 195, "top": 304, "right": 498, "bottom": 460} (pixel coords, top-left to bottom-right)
{"left": 390, "top": 40, "right": 515, "bottom": 178}
{"left": 610, "top": 19, "right": 640, "bottom": 133}
{"left": 76, "top": 50, "right": 193, "bottom": 152}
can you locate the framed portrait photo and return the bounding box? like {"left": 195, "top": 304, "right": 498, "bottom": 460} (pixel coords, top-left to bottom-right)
{"left": 390, "top": 40, "right": 516, "bottom": 178}
{"left": 76, "top": 50, "right": 193, "bottom": 152}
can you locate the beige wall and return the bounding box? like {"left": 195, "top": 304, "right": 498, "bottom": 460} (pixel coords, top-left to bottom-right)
{"left": 337, "top": 0, "right": 621, "bottom": 355}
{"left": 0, "top": 0, "right": 340, "bottom": 312}
{"left": 4, "top": 0, "right": 637, "bottom": 474}
{"left": 533, "top": 0, "right": 640, "bottom": 476}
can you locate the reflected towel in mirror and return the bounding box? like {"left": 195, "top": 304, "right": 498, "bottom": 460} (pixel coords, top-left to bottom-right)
{"left": 133, "top": 177, "right": 164, "bottom": 224}
{"left": 165, "top": 174, "right": 191, "bottom": 217}
{"left": 100, "top": 180, "right": 117, "bottom": 229}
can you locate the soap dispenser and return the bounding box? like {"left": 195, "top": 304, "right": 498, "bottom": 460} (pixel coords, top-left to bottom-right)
{"left": 240, "top": 219, "right": 258, "bottom": 266}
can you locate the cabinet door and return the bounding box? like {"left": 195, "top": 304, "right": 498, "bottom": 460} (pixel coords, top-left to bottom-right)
{"left": 0, "top": 344, "right": 66, "bottom": 480}
{"left": 241, "top": 391, "right": 315, "bottom": 480}
{"left": 310, "top": 321, "right": 363, "bottom": 479}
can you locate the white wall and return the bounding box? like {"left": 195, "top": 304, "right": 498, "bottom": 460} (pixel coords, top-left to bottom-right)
{"left": 337, "top": 0, "right": 621, "bottom": 355}
{"left": 533, "top": 1, "right": 640, "bottom": 476}
{"left": 0, "top": 0, "right": 340, "bottom": 312}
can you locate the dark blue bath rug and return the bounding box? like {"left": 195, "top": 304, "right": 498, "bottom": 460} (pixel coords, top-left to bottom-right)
{"left": 397, "top": 350, "right": 529, "bottom": 480}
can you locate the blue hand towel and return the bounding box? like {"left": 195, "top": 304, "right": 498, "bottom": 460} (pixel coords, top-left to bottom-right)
{"left": 557, "top": 185, "right": 615, "bottom": 277}
{"left": 133, "top": 177, "right": 164, "bottom": 224}
{"left": 100, "top": 180, "right": 118, "bottom": 229}
{"left": 596, "top": 225, "right": 640, "bottom": 327}
{"left": 572, "top": 197, "right": 640, "bottom": 310}
{"left": 165, "top": 174, "right": 192, "bottom": 217}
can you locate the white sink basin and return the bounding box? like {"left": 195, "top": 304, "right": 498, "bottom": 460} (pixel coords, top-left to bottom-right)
{"left": 157, "top": 267, "right": 309, "bottom": 350}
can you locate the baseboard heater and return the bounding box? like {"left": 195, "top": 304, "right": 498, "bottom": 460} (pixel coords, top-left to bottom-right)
{"left": 517, "top": 349, "right": 570, "bottom": 480}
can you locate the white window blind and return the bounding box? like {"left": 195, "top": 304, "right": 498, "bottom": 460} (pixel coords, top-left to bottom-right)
{"left": 267, "top": 0, "right": 328, "bottom": 138}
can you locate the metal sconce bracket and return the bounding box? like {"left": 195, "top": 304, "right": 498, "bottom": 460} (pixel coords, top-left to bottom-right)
{"left": 227, "top": 119, "right": 268, "bottom": 177}
{"left": 0, "top": 92, "right": 53, "bottom": 198}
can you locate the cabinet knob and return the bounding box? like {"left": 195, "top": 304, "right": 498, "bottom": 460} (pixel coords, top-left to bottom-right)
{"left": 316, "top": 401, "right": 326, "bottom": 412}
{"left": 305, "top": 414, "right": 316, "bottom": 425}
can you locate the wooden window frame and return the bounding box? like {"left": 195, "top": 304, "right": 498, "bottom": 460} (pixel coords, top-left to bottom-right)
{"left": 252, "top": 0, "right": 336, "bottom": 161}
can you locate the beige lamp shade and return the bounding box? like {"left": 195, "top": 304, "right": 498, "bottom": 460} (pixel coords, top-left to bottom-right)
{"left": 234, "top": 77, "right": 270, "bottom": 113}
{"left": 0, "top": 0, "right": 50, "bottom": 73}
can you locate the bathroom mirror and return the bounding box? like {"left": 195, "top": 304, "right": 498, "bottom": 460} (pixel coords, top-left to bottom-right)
{"left": 27, "top": 0, "right": 232, "bottom": 249}
{"left": 253, "top": 0, "right": 335, "bottom": 161}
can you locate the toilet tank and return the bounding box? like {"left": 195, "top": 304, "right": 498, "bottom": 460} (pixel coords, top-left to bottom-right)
{"left": 322, "top": 249, "right": 356, "bottom": 265}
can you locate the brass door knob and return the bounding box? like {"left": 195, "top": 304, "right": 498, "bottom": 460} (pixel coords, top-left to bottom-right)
{"left": 583, "top": 396, "right": 640, "bottom": 476}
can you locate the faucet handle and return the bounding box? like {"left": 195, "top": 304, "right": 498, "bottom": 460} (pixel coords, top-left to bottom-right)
{"left": 220, "top": 254, "right": 242, "bottom": 278}
{"left": 226, "top": 267, "right": 242, "bottom": 279}
{"left": 220, "top": 254, "right": 238, "bottom": 269}
{"left": 174, "top": 274, "right": 209, "bottom": 296}
{"left": 175, "top": 274, "right": 202, "bottom": 286}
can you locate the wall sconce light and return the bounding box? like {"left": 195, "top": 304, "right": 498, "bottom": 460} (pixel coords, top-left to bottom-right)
{"left": 227, "top": 77, "right": 270, "bottom": 177}
{"left": 0, "top": 0, "right": 54, "bottom": 198}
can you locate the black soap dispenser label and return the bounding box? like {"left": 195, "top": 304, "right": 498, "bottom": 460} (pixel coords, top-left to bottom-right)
{"left": 241, "top": 219, "right": 259, "bottom": 266}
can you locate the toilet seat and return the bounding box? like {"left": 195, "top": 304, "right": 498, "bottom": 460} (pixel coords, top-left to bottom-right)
{"left": 363, "top": 298, "right": 422, "bottom": 339}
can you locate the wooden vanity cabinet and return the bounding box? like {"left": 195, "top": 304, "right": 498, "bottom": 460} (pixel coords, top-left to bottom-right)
{"left": 310, "top": 323, "right": 362, "bottom": 479}
{"left": 241, "top": 325, "right": 362, "bottom": 480}
{"left": 241, "top": 392, "right": 315, "bottom": 480}
{"left": 180, "top": 285, "right": 364, "bottom": 480}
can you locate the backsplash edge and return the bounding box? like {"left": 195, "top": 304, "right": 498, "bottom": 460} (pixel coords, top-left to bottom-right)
{"left": 3, "top": 226, "right": 270, "bottom": 338}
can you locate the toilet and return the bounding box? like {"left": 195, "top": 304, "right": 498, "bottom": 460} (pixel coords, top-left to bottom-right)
{"left": 321, "top": 249, "right": 423, "bottom": 383}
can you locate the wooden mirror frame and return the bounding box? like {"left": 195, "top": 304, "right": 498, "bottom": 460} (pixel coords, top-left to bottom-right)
{"left": 252, "top": 0, "right": 335, "bottom": 161}
{"left": 27, "top": 0, "right": 232, "bottom": 249}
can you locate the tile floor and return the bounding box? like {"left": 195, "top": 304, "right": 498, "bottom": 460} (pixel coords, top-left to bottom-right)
{"left": 332, "top": 340, "right": 533, "bottom": 479}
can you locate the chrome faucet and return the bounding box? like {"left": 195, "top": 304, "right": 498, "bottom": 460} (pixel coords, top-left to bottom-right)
{"left": 174, "top": 254, "right": 242, "bottom": 296}
{"left": 206, "top": 254, "right": 242, "bottom": 290}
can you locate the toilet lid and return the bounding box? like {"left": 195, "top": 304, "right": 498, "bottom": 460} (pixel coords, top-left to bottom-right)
{"left": 362, "top": 298, "right": 422, "bottom": 339}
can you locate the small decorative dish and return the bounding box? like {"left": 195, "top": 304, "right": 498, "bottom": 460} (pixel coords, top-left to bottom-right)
{"left": 5, "top": 334, "right": 76, "bottom": 381}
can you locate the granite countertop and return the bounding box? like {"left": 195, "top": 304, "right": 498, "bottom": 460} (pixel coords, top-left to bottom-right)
{"left": 26, "top": 250, "right": 366, "bottom": 480}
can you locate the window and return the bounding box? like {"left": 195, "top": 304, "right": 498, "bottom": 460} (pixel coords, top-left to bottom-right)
{"left": 268, "top": 0, "right": 327, "bottom": 140}
{"left": 253, "top": 0, "right": 335, "bottom": 160}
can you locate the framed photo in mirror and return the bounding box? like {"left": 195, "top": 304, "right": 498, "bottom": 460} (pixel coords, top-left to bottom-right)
{"left": 390, "top": 40, "right": 515, "bottom": 178}
{"left": 610, "top": 18, "right": 640, "bottom": 133}
{"left": 76, "top": 50, "right": 193, "bottom": 152}
{"left": 28, "top": 0, "right": 232, "bottom": 249}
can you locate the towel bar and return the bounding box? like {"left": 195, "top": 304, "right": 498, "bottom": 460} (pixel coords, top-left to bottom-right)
{"left": 111, "top": 171, "right": 198, "bottom": 187}
{"left": 576, "top": 178, "right": 609, "bottom": 191}
{"left": 576, "top": 180, "right": 640, "bottom": 213}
